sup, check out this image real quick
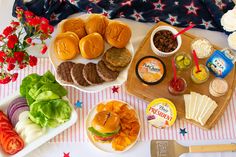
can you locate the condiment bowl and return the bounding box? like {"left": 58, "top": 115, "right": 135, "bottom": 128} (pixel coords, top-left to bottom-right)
{"left": 150, "top": 26, "right": 182, "bottom": 57}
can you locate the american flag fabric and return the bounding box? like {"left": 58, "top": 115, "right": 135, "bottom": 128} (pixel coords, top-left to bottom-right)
{"left": 13, "top": 0, "right": 234, "bottom": 32}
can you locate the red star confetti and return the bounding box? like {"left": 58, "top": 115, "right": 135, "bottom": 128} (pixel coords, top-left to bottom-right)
{"left": 215, "top": 0, "right": 226, "bottom": 10}
{"left": 153, "top": 0, "right": 166, "bottom": 11}
{"left": 112, "top": 86, "right": 119, "bottom": 93}
{"left": 184, "top": 1, "right": 200, "bottom": 16}
{"left": 63, "top": 152, "right": 70, "bottom": 157}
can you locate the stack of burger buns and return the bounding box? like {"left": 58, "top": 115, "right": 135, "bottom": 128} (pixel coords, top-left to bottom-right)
{"left": 54, "top": 14, "right": 132, "bottom": 87}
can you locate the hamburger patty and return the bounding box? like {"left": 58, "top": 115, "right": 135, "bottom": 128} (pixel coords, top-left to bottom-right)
{"left": 71, "top": 63, "right": 90, "bottom": 86}
{"left": 57, "top": 61, "right": 75, "bottom": 83}
{"left": 96, "top": 60, "right": 119, "bottom": 82}
{"left": 104, "top": 47, "right": 132, "bottom": 67}
{"left": 102, "top": 55, "right": 124, "bottom": 72}
{"left": 83, "top": 63, "right": 104, "bottom": 85}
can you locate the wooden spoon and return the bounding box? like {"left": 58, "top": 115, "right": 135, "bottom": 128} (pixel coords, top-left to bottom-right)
{"left": 151, "top": 140, "right": 236, "bottom": 157}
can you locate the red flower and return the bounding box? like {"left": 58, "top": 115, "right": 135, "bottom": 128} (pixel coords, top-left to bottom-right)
{"left": 3, "top": 26, "right": 13, "bottom": 37}
{"left": 6, "top": 57, "right": 16, "bottom": 64}
{"left": 7, "top": 64, "right": 15, "bottom": 71}
{"left": 48, "top": 25, "right": 54, "bottom": 34}
{"left": 0, "top": 75, "right": 11, "bottom": 84}
{"left": 25, "top": 38, "right": 32, "bottom": 44}
{"left": 24, "top": 10, "right": 34, "bottom": 19}
{"left": 7, "top": 34, "right": 18, "bottom": 49}
{"left": 0, "top": 51, "right": 6, "bottom": 57}
{"left": 29, "top": 55, "right": 37, "bottom": 67}
{"left": 11, "top": 21, "right": 20, "bottom": 27}
{"left": 19, "top": 63, "right": 27, "bottom": 69}
{"left": 14, "top": 51, "right": 25, "bottom": 63}
{"left": 27, "top": 16, "right": 41, "bottom": 26}
{"left": 11, "top": 73, "right": 18, "bottom": 82}
{"left": 0, "top": 57, "right": 4, "bottom": 63}
{"left": 41, "top": 45, "right": 47, "bottom": 54}
{"left": 0, "top": 35, "right": 4, "bottom": 41}
{"left": 39, "top": 23, "right": 49, "bottom": 34}
{"left": 31, "top": 42, "right": 35, "bottom": 46}
{"left": 41, "top": 17, "right": 49, "bottom": 24}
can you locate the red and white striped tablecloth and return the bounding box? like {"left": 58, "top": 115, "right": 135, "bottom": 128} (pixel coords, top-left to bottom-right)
{"left": 0, "top": 58, "right": 235, "bottom": 143}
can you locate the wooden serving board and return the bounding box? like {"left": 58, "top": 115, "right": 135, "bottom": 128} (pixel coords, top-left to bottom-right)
{"left": 126, "top": 21, "right": 236, "bottom": 129}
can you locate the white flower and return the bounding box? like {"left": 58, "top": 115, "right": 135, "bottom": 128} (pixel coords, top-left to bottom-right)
{"left": 221, "top": 7, "right": 236, "bottom": 32}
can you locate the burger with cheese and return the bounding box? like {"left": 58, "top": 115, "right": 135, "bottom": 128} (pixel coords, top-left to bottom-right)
{"left": 88, "top": 111, "right": 120, "bottom": 141}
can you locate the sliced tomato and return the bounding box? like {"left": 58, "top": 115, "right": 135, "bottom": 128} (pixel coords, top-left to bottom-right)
{"left": 1, "top": 131, "right": 16, "bottom": 144}
{"left": 0, "top": 121, "right": 13, "bottom": 129}
{"left": 94, "top": 134, "right": 116, "bottom": 141}
{"left": 2, "top": 135, "right": 24, "bottom": 155}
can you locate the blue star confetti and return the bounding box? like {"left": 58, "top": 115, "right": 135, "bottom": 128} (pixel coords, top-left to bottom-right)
{"left": 179, "top": 128, "right": 188, "bottom": 136}
{"left": 75, "top": 100, "right": 82, "bottom": 108}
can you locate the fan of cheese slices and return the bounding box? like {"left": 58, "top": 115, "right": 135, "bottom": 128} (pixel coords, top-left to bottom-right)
{"left": 184, "top": 92, "right": 218, "bottom": 126}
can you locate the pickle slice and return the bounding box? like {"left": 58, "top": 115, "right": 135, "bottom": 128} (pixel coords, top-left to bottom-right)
{"left": 183, "top": 57, "right": 191, "bottom": 66}
{"left": 176, "top": 55, "right": 184, "bottom": 61}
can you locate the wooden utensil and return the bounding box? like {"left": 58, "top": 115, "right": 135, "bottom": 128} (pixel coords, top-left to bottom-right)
{"left": 151, "top": 140, "right": 236, "bottom": 157}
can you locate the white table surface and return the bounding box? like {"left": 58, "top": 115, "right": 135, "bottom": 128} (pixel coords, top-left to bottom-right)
{"left": 0, "top": 1, "right": 236, "bottom": 157}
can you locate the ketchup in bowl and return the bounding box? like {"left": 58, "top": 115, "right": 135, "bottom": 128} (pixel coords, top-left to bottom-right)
{"left": 168, "top": 77, "right": 187, "bottom": 95}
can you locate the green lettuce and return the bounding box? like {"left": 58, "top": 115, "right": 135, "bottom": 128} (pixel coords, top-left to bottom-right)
{"left": 29, "top": 99, "right": 72, "bottom": 128}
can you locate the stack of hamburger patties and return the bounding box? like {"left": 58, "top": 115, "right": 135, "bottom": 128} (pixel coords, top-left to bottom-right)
{"left": 54, "top": 14, "right": 132, "bottom": 87}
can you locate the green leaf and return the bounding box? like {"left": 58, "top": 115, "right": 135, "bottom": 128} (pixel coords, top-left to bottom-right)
{"left": 40, "top": 71, "right": 55, "bottom": 84}
{"left": 29, "top": 99, "right": 72, "bottom": 128}
{"left": 36, "top": 91, "right": 60, "bottom": 101}
{"left": 20, "top": 73, "right": 41, "bottom": 97}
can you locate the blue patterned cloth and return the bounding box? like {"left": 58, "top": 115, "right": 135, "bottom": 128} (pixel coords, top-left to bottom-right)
{"left": 12, "top": 0, "right": 235, "bottom": 32}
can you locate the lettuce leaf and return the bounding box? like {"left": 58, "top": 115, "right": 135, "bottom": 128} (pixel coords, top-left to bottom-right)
{"left": 29, "top": 99, "right": 72, "bottom": 128}
{"left": 20, "top": 73, "right": 41, "bottom": 97}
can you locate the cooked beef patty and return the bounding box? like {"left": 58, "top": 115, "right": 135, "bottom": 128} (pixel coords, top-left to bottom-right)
{"left": 57, "top": 61, "right": 75, "bottom": 83}
{"left": 71, "top": 63, "right": 90, "bottom": 86}
{"left": 96, "top": 60, "right": 119, "bottom": 82}
{"left": 83, "top": 63, "right": 104, "bottom": 85}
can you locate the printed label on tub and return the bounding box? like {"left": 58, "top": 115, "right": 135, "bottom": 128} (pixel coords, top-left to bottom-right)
{"left": 206, "top": 50, "right": 234, "bottom": 78}
{"left": 146, "top": 98, "right": 177, "bottom": 129}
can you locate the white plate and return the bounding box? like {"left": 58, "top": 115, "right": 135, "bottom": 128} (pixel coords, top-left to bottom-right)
{"left": 85, "top": 100, "right": 141, "bottom": 153}
{"left": 0, "top": 92, "right": 78, "bottom": 157}
{"left": 48, "top": 14, "right": 135, "bottom": 93}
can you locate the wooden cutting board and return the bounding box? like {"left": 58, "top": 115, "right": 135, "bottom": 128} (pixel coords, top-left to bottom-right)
{"left": 126, "top": 21, "right": 236, "bottom": 129}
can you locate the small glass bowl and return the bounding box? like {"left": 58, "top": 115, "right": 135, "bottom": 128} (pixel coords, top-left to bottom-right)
{"left": 174, "top": 53, "right": 192, "bottom": 70}
{"left": 191, "top": 37, "right": 213, "bottom": 59}
{"left": 191, "top": 64, "right": 210, "bottom": 84}
{"left": 168, "top": 77, "right": 187, "bottom": 95}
